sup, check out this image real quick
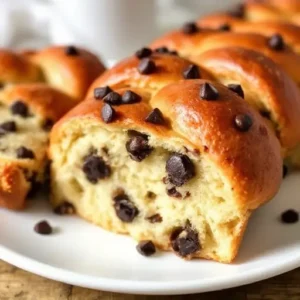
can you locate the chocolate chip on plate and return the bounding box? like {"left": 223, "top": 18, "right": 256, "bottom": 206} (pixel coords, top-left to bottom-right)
{"left": 65, "top": 45, "right": 79, "bottom": 56}
{"left": 199, "top": 83, "right": 219, "bottom": 100}
{"left": 234, "top": 114, "right": 253, "bottom": 132}
{"left": 101, "top": 103, "right": 116, "bottom": 123}
{"left": 0, "top": 121, "right": 16, "bottom": 134}
{"left": 183, "top": 64, "right": 201, "bottom": 79}
{"left": 166, "top": 153, "right": 195, "bottom": 187}
{"left": 182, "top": 22, "right": 199, "bottom": 34}
{"left": 103, "top": 91, "right": 122, "bottom": 105}
{"left": 11, "top": 100, "right": 29, "bottom": 117}
{"left": 34, "top": 220, "right": 52, "bottom": 235}
{"left": 113, "top": 193, "right": 139, "bottom": 222}
{"left": 138, "top": 58, "right": 156, "bottom": 75}
{"left": 146, "top": 213, "right": 163, "bottom": 223}
{"left": 82, "top": 155, "right": 111, "bottom": 183}
{"left": 16, "top": 146, "right": 35, "bottom": 159}
{"left": 126, "top": 135, "right": 153, "bottom": 162}
{"left": 136, "top": 240, "right": 156, "bottom": 256}
{"left": 281, "top": 209, "right": 299, "bottom": 224}
{"left": 219, "top": 23, "right": 231, "bottom": 31}
{"left": 145, "top": 108, "right": 165, "bottom": 125}
{"left": 171, "top": 225, "right": 200, "bottom": 257}
{"left": 268, "top": 34, "right": 285, "bottom": 51}
{"left": 53, "top": 201, "right": 76, "bottom": 215}
{"left": 122, "top": 90, "right": 141, "bottom": 104}
{"left": 227, "top": 84, "right": 244, "bottom": 99}
{"left": 135, "top": 47, "right": 152, "bottom": 59}
{"left": 94, "top": 86, "right": 112, "bottom": 100}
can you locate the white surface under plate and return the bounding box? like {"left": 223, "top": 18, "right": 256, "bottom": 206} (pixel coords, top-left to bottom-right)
{"left": 0, "top": 173, "right": 299, "bottom": 295}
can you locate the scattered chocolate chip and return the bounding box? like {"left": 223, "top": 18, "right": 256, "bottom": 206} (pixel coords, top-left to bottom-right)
{"left": 183, "top": 64, "right": 201, "bottom": 79}
{"left": 113, "top": 193, "right": 139, "bottom": 222}
{"left": 54, "top": 201, "right": 76, "bottom": 215}
{"left": 126, "top": 135, "right": 153, "bottom": 162}
{"left": 283, "top": 165, "right": 288, "bottom": 178}
{"left": 228, "top": 4, "right": 245, "bottom": 18}
{"left": 101, "top": 103, "right": 116, "bottom": 123}
{"left": 145, "top": 108, "right": 165, "bottom": 125}
{"left": 82, "top": 155, "right": 111, "bottom": 183}
{"left": 170, "top": 225, "right": 200, "bottom": 257}
{"left": 281, "top": 209, "right": 299, "bottom": 224}
{"left": 103, "top": 92, "right": 122, "bottom": 105}
{"left": 268, "top": 34, "right": 285, "bottom": 51}
{"left": 234, "top": 114, "right": 253, "bottom": 132}
{"left": 167, "top": 187, "right": 182, "bottom": 198}
{"left": 34, "top": 220, "right": 52, "bottom": 235}
{"left": 182, "top": 22, "right": 199, "bottom": 34}
{"left": 138, "top": 58, "right": 156, "bottom": 75}
{"left": 0, "top": 121, "right": 16, "bottom": 134}
{"left": 199, "top": 83, "right": 219, "bottom": 100}
{"left": 94, "top": 86, "right": 112, "bottom": 100}
{"left": 219, "top": 23, "right": 231, "bottom": 31}
{"left": 122, "top": 90, "right": 141, "bottom": 104}
{"left": 43, "top": 118, "right": 54, "bottom": 131}
{"left": 228, "top": 84, "right": 244, "bottom": 99}
{"left": 146, "top": 213, "right": 163, "bottom": 223}
{"left": 154, "top": 46, "right": 169, "bottom": 54}
{"left": 11, "top": 100, "right": 29, "bottom": 117}
{"left": 135, "top": 47, "right": 152, "bottom": 59}
{"left": 166, "top": 153, "right": 195, "bottom": 187}
{"left": 16, "top": 146, "right": 35, "bottom": 159}
{"left": 65, "top": 45, "right": 79, "bottom": 56}
{"left": 136, "top": 240, "right": 156, "bottom": 256}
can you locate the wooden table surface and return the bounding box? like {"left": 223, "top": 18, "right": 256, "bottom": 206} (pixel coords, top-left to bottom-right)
{"left": 0, "top": 261, "right": 300, "bottom": 300}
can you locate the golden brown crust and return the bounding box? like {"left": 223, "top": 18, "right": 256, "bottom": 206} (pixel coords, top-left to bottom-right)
{"left": 31, "top": 46, "right": 106, "bottom": 101}
{"left": 192, "top": 47, "right": 300, "bottom": 151}
{"left": 87, "top": 53, "right": 212, "bottom": 97}
{"left": 51, "top": 80, "right": 282, "bottom": 211}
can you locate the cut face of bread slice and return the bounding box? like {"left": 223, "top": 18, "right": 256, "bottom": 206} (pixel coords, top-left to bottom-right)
{"left": 50, "top": 80, "right": 282, "bottom": 263}
{"left": 0, "top": 83, "right": 75, "bottom": 209}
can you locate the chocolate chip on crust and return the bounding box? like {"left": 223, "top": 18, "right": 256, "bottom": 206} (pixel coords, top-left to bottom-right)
{"left": 227, "top": 84, "right": 244, "bottom": 99}
{"left": 135, "top": 47, "right": 152, "bottom": 59}
{"left": 65, "top": 45, "right": 79, "bottom": 56}
{"left": 234, "top": 114, "right": 253, "bottom": 132}
{"left": 101, "top": 103, "right": 116, "bottom": 123}
{"left": 145, "top": 108, "right": 165, "bottom": 125}
{"left": 103, "top": 92, "right": 122, "bottom": 105}
{"left": 138, "top": 58, "right": 156, "bottom": 75}
{"left": 122, "top": 90, "right": 141, "bottom": 104}
{"left": 200, "top": 83, "right": 219, "bottom": 100}
{"left": 94, "top": 86, "right": 112, "bottom": 100}
{"left": 183, "top": 64, "right": 201, "bottom": 79}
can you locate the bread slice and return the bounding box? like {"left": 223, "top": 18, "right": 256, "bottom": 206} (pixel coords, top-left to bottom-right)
{"left": 50, "top": 80, "right": 281, "bottom": 262}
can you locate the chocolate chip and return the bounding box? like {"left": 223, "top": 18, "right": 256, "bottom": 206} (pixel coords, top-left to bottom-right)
{"left": 11, "top": 100, "right": 28, "bottom": 117}
{"left": 154, "top": 46, "right": 169, "bottom": 54}
{"left": 103, "top": 92, "right": 122, "bottom": 105}
{"left": 146, "top": 213, "right": 163, "bottom": 223}
{"left": 113, "top": 193, "right": 139, "bottom": 222}
{"left": 135, "top": 47, "right": 152, "bottom": 59}
{"left": 136, "top": 240, "right": 156, "bottom": 256}
{"left": 34, "top": 220, "right": 52, "bottom": 235}
{"left": 268, "top": 34, "right": 285, "bottom": 51}
{"left": 219, "top": 23, "right": 231, "bottom": 31}
{"left": 126, "top": 135, "right": 153, "bottom": 162}
{"left": 234, "top": 114, "right": 253, "bottom": 132}
{"left": 101, "top": 103, "right": 116, "bottom": 123}
{"left": 146, "top": 191, "right": 156, "bottom": 199}
{"left": 199, "top": 83, "right": 219, "bottom": 100}
{"left": 122, "top": 90, "right": 141, "bottom": 104}
{"left": 43, "top": 118, "right": 54, "bottom": 131}
{"left": 138, "top": 58, "right": 156, "bottom": 75}
{"left": 283, "top": 165, "right": 288, "bottom": 178}
{"left": 260, "top": 110, "right": 271, "bottom": 119}
{"left": 228, "top": 84, "right": 244, "bottom": 99}
{"left": 167, "top": 187, "right": 182, "bottom": 198}
{"left": 94, "top": 86, "right": 112, "bottom": 100}
{"left": 166, "top": 154, "right": 195, "bottom": 187}
{"left": 183, "top": 64, "right": 201, "bottom": 79}
{"left": 169, "top": 50, "right": 179, "bottom": 56}
{"left": 82, "top": 155, "right": 111, "bottom": 183}
{"left": 228, "top": 4, "right": 245, "bottom": 18}
{"left": 145, "top": 108, "right": 165, "bottom": 125}
{"left": 182, "top": 22, "right": 199, "bottom": 34}
{"left": 170, "top": 225, "right": 200, "bottom": 257}
{"left": 16, "top": 146, "right": 35, "bottom": 159}
{"left": 281, "top": 209, "right": 299, "bottom": 224}
{"left": 65, "top": 45, "right": 79, "bottom": 56}
{"left": 53, "top": 201, "right": 76, "bottom": 215}
{"left": 0, "top": 121, "right": 16, "bottom": 134}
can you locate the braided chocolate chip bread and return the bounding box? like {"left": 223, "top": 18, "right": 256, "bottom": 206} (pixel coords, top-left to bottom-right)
{"left": 50, "top": 79, "right": 281, "bottom": 262}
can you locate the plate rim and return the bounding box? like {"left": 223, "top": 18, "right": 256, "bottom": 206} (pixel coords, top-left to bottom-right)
{"left": 1, "top": 243, "right": 300, "bottom": 295}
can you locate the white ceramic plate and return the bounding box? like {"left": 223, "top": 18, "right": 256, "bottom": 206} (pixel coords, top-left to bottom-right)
{"left": 0, "top": 173, "right": 299, "bottom": 295}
